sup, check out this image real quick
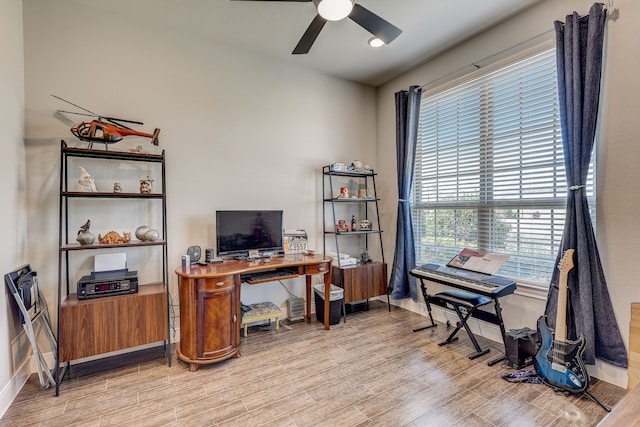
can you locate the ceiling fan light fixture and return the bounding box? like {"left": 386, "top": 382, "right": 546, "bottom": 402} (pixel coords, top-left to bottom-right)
{"left": 317, "top": 0, "right": 353, "bottom": 21}
{"left": 368, "top": 37, "right": 384, "bottom": 48}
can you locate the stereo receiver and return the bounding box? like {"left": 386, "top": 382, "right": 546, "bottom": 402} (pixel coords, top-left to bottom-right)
{"left": 77, "top": 269, "right": 138, "bottom": 300}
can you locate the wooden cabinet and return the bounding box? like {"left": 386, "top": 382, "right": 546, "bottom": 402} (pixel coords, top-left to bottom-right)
{"left": 59, "top": 284, "right": 167, "bottom": 361}
{"left": 56, "top": 140, "right": 169, "bottom": 395}
{"left": 178, "top": 274, "right": 240, "bottom": 371}
{"left": 331, "top": 261, "right": 387, "bottom": 303}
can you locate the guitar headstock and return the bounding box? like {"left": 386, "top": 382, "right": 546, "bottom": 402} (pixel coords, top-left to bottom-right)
{"left": 558, "top": 248, "right": 575, "bottom": 274}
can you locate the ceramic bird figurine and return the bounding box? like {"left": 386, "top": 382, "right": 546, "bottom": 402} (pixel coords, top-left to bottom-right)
{"left": 76, "top": 219, "right": 95, "bottom": 245}
{"left": 78, "top": 219, "right": 91, "bottom": 235}
{"left": 77, "top": 166, "right": 97, "bottom": 192}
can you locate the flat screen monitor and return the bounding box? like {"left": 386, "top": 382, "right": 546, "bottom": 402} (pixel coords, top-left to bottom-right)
{"left": 216, "top": 210, "right": 284, "bottom": 258}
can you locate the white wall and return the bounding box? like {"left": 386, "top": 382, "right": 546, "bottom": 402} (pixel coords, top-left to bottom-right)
{"left": 377, "top": 0, "right": 640, "bottom": 388}
{"left": 21, "top": 1, "right": 376, "bottom": 348}
{"left": 0, "top": 0, "right": 30, "bottom": 417}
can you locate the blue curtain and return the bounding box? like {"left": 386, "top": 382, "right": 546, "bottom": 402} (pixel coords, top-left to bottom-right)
{"left": 545, "top": 3, "right": 628, "bottom": 368}
{"left": 389, "top": 85, "right": 422, "bottom": 301}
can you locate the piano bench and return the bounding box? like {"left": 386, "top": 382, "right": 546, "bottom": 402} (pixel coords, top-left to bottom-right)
{"left": 433, "top": 289, "right": 491, "bottom": 310}
{"left": 433, "top": 289, "right": 492, "bottom": 360}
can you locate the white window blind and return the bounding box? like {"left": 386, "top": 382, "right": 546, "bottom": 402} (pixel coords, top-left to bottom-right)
{"left": 412, "top": 48, "right": 596, "bottom": 285}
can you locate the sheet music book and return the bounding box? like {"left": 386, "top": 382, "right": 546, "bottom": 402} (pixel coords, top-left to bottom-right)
{"left": 447, "top": 248, "right": 508, "bottom": 275}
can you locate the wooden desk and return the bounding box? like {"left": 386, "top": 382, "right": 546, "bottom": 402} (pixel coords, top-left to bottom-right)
{"left": 175, "top": 254, "right": 331, "bottom": 371}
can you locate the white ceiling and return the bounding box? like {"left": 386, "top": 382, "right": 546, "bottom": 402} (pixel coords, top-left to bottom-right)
{"left": 82, "top": 0, "right": 544, "bottom": 87}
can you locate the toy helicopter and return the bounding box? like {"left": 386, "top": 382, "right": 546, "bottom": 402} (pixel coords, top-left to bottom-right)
{"left": 53, "top": 95, "right": 160, "bottom": 150}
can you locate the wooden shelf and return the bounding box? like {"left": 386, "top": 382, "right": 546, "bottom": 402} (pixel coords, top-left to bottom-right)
{"left": 322, "top": 165, "right": 376, "bottom": 177}
{"left": 61, "top": 142, "right": 164, "bottom": 162}
{"left": 323, "top": 198, "right": 379, "bottom": 203}
{"left": 60, "top": 240, "right": 166, "bottom": 251}
{"left": 61, "top": 191, "right": 164, "bottom": 199}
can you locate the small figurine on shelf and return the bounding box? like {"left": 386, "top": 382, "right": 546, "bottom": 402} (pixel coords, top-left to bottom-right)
{"left": 76, "top": 219, "right": 95, "bottom": 245}
{"left": 139, "top": 176, "right": 153, "bottom": 194}
{"left": 98, "top": 231, "right": 132, "bottom": 244}
{"left": 113, "top": 182, "right": 123, "bottom": 193}
{"left": 336, "top": 220, "right": 350, "bottom": 233}
{"left": 135, "top": 225, "right": 150, "bottom": 240}
{"left": 144, "top": 228, "right": 160, "bottom": 242}
{"left": 360, "top": 249, "right": 371, "bottom": 264}
{"left": 351, "top": 215, "right": 356, "bottom": 232}
{"left": 76, "top": 167, "right": 97, "bottom": 192}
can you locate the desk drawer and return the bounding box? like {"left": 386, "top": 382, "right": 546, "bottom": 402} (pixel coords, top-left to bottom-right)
{"left": 305, "top": 262, "right": 330, "bottom": 275}
{"left": 197, "top": 276, "right": 235, "bottom": 292}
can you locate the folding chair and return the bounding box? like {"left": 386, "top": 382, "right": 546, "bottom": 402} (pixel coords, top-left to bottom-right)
{"left": 5, "top": 265, "right": 57, "bottom": 389}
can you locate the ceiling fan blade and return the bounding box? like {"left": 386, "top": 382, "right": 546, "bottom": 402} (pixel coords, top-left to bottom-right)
{"left": 349, "top": 3, "right": 402, "bottom": 44}
{"left": 292, "top": 14, "right": 327, "bottom": 54}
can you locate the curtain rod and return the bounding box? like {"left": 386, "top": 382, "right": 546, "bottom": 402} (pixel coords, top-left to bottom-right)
{"left": 419, "top": 2, "right": 614, "bottom": 91}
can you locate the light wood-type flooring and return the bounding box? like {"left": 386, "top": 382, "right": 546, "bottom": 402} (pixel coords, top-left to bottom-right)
{"left": 0, "top": 301, "right": 628, "bottom": 426}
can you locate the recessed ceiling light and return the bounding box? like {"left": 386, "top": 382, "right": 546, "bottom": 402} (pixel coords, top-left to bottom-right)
{"left": 368, "top": 37, "right": 385, "bottom": 48}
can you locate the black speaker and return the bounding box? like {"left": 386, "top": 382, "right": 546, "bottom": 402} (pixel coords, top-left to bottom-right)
{"left": 504, "top": 327, "right": 538, "bottom": 369}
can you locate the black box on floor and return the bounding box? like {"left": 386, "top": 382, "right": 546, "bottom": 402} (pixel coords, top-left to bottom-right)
{"left": 313, "top": 284, "right": 343, "bottom": 325}
{"left": 346, "top": 301, "right": 367, "bottom": 314}
{"left": 505, "top": 327, "right": 538, "bottom": 369}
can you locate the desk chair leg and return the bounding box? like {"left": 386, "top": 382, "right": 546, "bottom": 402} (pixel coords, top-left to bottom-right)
{"left": 342, "top": 299, "right": 347, "bottom": 323}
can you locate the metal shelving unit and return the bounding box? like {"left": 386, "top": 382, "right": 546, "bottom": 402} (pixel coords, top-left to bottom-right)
{"left": 322, "top": 165, "right": 389, "bottom": 309}
{"left": 55, "top": 140, "right": 170, "bottom": 395}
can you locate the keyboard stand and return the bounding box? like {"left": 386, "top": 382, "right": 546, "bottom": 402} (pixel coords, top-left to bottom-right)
{"left": 412, "top": 276, "right": 509, "bottom": 366}
{"left": 413, "top": 277, "right": 438, "bottom": 332}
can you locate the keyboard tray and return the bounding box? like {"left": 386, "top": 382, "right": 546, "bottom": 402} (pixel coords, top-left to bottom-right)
{"left": 243, "top": 268, "right": 300, "bottom": 284}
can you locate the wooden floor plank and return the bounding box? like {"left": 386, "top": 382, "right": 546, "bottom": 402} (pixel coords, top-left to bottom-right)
{"left": 0, "top": 301, "right": 626, "bottom": 427}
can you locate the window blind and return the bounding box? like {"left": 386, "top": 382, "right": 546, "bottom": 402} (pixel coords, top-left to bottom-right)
{"left": 411, "top": 48, "right": 596, "bottom": 284}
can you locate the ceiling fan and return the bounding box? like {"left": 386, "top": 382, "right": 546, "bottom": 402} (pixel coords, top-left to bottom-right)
{"left": 232, "top": 0, "right": 403, "bottom": 54}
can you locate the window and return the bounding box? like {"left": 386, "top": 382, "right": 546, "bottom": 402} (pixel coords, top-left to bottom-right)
{"left": 411, "top": 48, "right": 595, "bottom": 285}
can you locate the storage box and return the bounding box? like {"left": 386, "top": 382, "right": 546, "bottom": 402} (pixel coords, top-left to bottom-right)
{"left": 313, "top": 284, "right": 344, "bottom": 325}
{"left": 504, "top": 327, "right": 538, "bottom": 369}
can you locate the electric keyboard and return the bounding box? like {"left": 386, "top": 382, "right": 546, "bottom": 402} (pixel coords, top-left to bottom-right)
{"left": 411, "top": 263, "right": 516, "bottom": 299}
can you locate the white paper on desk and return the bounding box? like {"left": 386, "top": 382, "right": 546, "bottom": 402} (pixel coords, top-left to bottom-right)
{"left": 447, "top": 248, "right": 508, "bottom": 275}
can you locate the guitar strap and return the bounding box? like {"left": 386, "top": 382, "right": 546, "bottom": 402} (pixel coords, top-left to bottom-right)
{"left": 500, "top": 369, "right": 544, "bottom": 384}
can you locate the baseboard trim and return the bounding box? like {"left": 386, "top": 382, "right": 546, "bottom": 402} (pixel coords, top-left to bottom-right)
{"left": 0, "top": 357, "right": 31, "bottom": 419}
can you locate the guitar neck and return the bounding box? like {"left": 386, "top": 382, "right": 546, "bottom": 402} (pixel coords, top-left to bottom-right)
{"left": 555, "top": 265, "right": 569, "bottom": 340}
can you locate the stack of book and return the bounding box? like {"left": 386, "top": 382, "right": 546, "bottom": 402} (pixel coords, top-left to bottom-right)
{"left": 328, "top": 252, "right": 357, "bottom": 267}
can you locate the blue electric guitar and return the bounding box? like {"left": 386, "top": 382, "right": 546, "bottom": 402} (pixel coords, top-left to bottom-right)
{"left": 534, "top": 249, "right": 589, "bottom": 393}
